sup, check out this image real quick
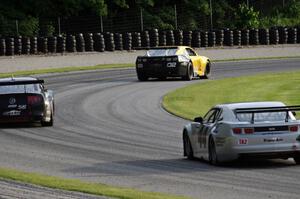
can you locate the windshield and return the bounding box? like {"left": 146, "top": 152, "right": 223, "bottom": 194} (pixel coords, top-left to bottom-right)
{"left": 236, "top": 111, "right": 296, "bottom": 122}
{"left": 0, "top": 84, "right": 41, "bottom": 94}
{"left": 146, "top": 49, "right": 177, "bottom": 56}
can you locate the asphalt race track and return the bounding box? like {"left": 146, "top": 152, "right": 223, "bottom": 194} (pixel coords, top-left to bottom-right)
{"left": 1, "top": 59, "right": 300, "bottom": 199}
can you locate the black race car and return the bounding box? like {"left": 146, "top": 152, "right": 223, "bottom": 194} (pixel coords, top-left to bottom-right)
{"left": 0, "top": 77, "right": 54, "bottom": 126}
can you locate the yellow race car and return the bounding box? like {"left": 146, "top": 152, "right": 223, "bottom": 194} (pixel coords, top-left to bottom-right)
{"left": 136, "top": 46, "right": 211, "bottom": 81}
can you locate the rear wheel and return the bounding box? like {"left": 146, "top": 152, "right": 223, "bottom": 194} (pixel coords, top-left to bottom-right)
{"left": 202, "top": 62, "right": 211, "bottom": 79}
{"left": 137, "top": 72, "right": 148, "bottom": 81}
{"left": 183, "top": 62, "right": 193, "bottom": 81}
{"left": 41, "top": 113, "right": 53, "bottom": 127}
{"left": 209, "top": 138, "right": 219, "bottom": 165}
{"left": 294, "top": 155, "right": 300, "bottom": 164}
{"left": 183, "top": 134, "right": 194, "bottom": 160}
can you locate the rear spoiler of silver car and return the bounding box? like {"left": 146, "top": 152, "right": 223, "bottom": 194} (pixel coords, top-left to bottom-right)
{"left": 0, "top": 80, "right": 44, "bottom": 86}
{"left": 235, "top": 106, "right": 300, "bottom": 123}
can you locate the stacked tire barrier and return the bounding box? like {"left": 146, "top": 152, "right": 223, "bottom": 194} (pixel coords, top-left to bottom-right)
{"left": 84, "top": 33, "right": 94, "bottom": 51}
{"left": 150, "top": 29, "right": 159, "bottom": 47}
{"left": 270, "top": 27, "right": 279, "bottom": 45}
{"left": 93, "top": 33, "right": 105, "bottom": 52}
{"left": 183, "top": 31, "right": 192, "bottom": 47}
{"left": 57, "top": 35, "right": 66, "bottom": 53}
{"left": 132, "top": 32, "right": 142, "bottom": 48}
{"left": 14, "top": 36, "right": 22, "bottom": 55}
{"left": 259, "top": 29, "right": 269, "bottom": 45}
{"left": 22, "top": 37, "right": 30, "bottom": 55}
{"left": 0, "top": 38, "right": 6, "bottom": 56}
{"left": 241, "top": 29, "right": 250, "bottom": 46}
{"left": 166, "top": 30, "right": 175, "bottom": 46}
{"left": 75, "top": 33, "right": 85, "bottom": 52}
{"left": 233, "top": 30, "right": 241, "bottom": 46}
{"left": 224, "top": 29, "right": 233, "bottom": 46}
{"left": 114, "top": 33, "right": 123, "bottom": 50}
{"left": 66, "top": 35, "right": 76, "bottom": 52}
{"left": 174, "top": 30, "right": 183, "bottom": 46}
{"left": 124, "top": 32, "right": 132, "bottom": 50}
{"left": 104, "top": 32, "right": 115, "bottom": 51}
{"left": 208, "top": 31, "right": 216, "bottom": 47}
{"left": 1, "top": 26, "right": 300, "bottom": 56}
{"left": 288, "top": 28, "right": 297, "bottom": 44}
{"left": 201, "top": 31, "right": 208, "bottom": 47}
{"left": 159, "top": 30, "right": 166, "bottom": 47}
{"left": 141, "top": 31, "right": 150, "bottom": 48}
{"left": 48, "top": 36, "right": 57, "bottom": 53}
{"left": 192, "top": 31, "right": 201, "bottom": 48}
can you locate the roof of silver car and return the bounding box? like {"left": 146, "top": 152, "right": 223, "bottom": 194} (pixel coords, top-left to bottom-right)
{"left": 217, "top": 101, "right": 286, "bottom": 110}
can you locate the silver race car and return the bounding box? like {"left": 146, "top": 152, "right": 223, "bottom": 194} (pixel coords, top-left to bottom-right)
{"left": 183, "top": 102, "right": 300, "bottom": 165}
{"left": 0, "top": 77, "right": 54, "bottom": 126}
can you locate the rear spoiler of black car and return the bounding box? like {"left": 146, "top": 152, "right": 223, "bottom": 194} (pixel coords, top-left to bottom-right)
{"left": 0, "top": 79, "right": 44, "bottom": 86}
{"left": 235, "top": 106, "right": 300, "bottom": 123}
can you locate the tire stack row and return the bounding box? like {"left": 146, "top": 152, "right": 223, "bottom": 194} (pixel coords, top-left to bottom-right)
{"left": 57, "top": 35, "right": 66, "bottom": 53}
{"left": 174, "top": 30, "right": 183, "bottom": 46}
{"left": 233, "top": 30, "right": 241, "bottom": 46}
{"left": 93, "top": 33, "right": 105, "bottom": 52}
{"left": 114, "top": 33, "right": 123, "bottom": 50}
{"left": 150, "top": 29, "right": 159, "bottom": 47}
{"left": 38, "top": 37, "right": 48, "bottom": 54}
{"left": 192, "top": 31, "right": 201, "bottom": 48}
{"left": 132, "top": 32, "right": 142, "bottom": 48}
{"left": 124, "top": 32, "right": 132, "bottom": 50}
{"left": 104, "top": 32, "right": 115, "bottom": 51}
{"left": 241, "top": 29, "right": 249, "bottom": 46}
{"left": 84, "top": 33, "right": 94, "bottom": 52}
{"left": 5, "top": 38, "right": 14, "bottom": 56}
{"left": 208, "top": 31, "right": 216, "bottom": 47}
{"left": 298, "top": 27, "right": 300, "bottom": 43}
{"left": 22, "top": 37, "right": 30, "bottom": 55}
{"left": 48, "top": 36, "right": 57, "bottom": 53}
{"left": 216, "top": 30, "right": 224, "bottom": 46}
{"left": 288, "top": 28, "right": 297, "bottom": 44}
{"left": 259, "top": 29, "right": 270, "bottom": 45}
{"left": 76, "top": 33, "right": 85, "bottom": 52}
{"left": 159, "top": 31, "right": 167, "bottom": 46}
{"left": 166, "top": 30, "right": 175, "bottom": 46}
{"left": 183, "top": 31, "right": 192, "bottom": 47}
{"left": 224, "top": 29, "right": 233, "bottom": 46}
{"left": 278, "top": 27, "right": 288, "bottom": 44}
{"left": 14, "top": 36, "right": 22, "bottom": 55}
{"left": 0, "top": 39, "right": 5, "bottom": 56}
{"left": 201, "top": 31, "right": 208, "bottom": 47}
{"left": 66, "top": 35, "right": 76, "bottom": 52}
{"left": 141, "top": 31, "right": 150, "bottom": 48}
{"left": 269, "top": 28, "right": 279, "bottom": 45}
{"left": 249, "top": 29, "right": 259, "bottom": 45}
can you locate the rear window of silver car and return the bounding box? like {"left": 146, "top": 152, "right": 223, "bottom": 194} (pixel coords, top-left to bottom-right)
{"left": 236, "top": 112, "right": 296, "bottom": 122}
{"left": 146, "top": 49, "right": 177, "bottom": 56}
{"left": 0, "top": 84, "right": 41, "bottom": 94}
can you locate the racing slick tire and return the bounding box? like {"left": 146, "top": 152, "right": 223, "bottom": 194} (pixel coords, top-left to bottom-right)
{"left": 209, "top": 137, "right": 219, "bottom": 165}
{"left": 41, "top": 113, "right": 53, "bottom": 127}
{"left": 137, "top": 72, "right": 148, "bottom": 81}
{"left": 201, "top": 61, "right": 211, "bottom": 79}
{"left": 183, "top": 133, "right": 194, "bottom": 160}
{"left": 293, "top": 155, "right": 300, "bottom": 164}
{"left": 183, "top": 62, "right": 193, "bottom": 81}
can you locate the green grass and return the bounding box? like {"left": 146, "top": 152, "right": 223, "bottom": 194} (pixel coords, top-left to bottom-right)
{"left": 0, "top": 63, "right": 134, "bottom": 78}
{"left": 163, "top": 70, "right": 300, "bottom": 120}
{"left": 0, "top": 167, "right": 188, "bottom": 199}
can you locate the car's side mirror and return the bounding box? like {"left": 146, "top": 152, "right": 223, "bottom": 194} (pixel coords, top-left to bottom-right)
{"left": 292, "top": 111, "right": 297, "bottom": 116}
{"left": 194, "top": 117, "right": 203, "bottom": 123}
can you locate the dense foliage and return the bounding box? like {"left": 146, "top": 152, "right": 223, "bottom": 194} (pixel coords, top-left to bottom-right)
{"left": 0, "top": 0, "right": 299, "bottom": 36}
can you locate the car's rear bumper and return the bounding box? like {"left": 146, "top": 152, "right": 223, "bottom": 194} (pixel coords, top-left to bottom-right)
{"left": 0, "top": 113, "right": 44, "bottom": 124}
{"left": 136, "top": 61, "right": 188, "bottom": 78}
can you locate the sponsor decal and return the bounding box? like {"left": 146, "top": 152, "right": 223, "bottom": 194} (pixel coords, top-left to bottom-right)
{"left": 8, "top": 97, "right": 16, "bottom": 105}
{"left": 18, "top": 105, "right": 27, "bottom": 110}
{"left": 238, "top": 138, "right": 248, "bottom": 145}
{"left": 3, "top": 110, "right": 21, "bottom": 116}
{"left": 263, "top": 137, "right": 283, "bottom": 142}
{"left": 8, "top": 104, "right": 17, "bottom": 108}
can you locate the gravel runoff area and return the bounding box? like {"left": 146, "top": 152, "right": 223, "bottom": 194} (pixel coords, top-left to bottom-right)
{"left": 0, "top": 44, "right": 299, "bottom": 73}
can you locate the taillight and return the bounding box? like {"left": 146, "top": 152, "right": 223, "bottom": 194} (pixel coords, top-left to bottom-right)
{"left": 289, "top": 125, "right": 298, "bottom": 132}
{"left": 233, "top": 128, "right": 242, "bottom": 134}
{"left": 27, "top": 95, "right": 42, "bottom": 105}
{"left": 244, "top": 128, "right": 254, "bottom": 134}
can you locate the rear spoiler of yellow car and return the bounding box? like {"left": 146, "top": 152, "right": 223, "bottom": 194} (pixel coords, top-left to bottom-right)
{"left": 235, "top": 106, "right": 300, "bottom": 123}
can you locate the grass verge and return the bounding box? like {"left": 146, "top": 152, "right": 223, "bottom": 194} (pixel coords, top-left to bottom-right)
{"left": 163, "top": 70, "right": 300, "bottom": 120}
{"left": 0, "top": 167, "right": 188, "bottom": 199}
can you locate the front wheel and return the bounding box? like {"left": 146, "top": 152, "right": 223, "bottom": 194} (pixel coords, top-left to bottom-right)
{"left": 202, "top": 62, "right": 211, "bottom": 79}
{"left": 183, "top": 134, "right": 194, "bottom": 160}
{"left": 137, "top": 71, "right": 148, "bottom": 81}
{"left": 209, "top": 138, "right": 219, "bottom": 165}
